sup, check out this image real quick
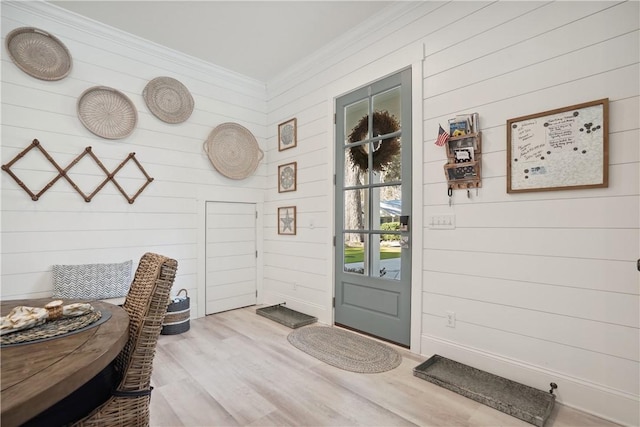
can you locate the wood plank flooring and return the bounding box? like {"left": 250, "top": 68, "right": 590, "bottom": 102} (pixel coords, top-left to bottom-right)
{"left": 150, "top": 306, "right": 620, "bottom": 427}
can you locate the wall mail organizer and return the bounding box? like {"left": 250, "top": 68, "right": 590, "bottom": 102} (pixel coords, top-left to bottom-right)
{"left": 443, "top": 113, "right": 482, "bottom": 193}
{"left": 2, "top": 139, "right": 154, "bottom": 203}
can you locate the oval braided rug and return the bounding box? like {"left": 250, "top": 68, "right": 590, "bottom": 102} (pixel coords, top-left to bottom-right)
{"left": 287, "top": 326, "right": 402, "bottom": 373}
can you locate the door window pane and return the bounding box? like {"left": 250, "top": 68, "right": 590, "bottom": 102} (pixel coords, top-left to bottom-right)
{"left": 343, "top": 233, "right": 367, "bottom": 276}
{"left": 373, "top": 137, "right": 402, "bottom": 184}
{"left": 344, "top": 99, "right": 368, "bottom": 144}
{"left": 373, "top": 86, "right": 401, "bottom": 130}
{"left": 371, "top": 233, "right": 401, "bottom": 281}
{"left": 344, "top": 146, "right": 369, "bottom": 185}
{"left": 374, "top": 185, "right": 401, "bottom": 230}
{"left": 343, "top": 189, "right": 367, "bottom": 230}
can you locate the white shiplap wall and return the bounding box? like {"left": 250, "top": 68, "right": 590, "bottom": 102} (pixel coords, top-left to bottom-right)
{"left": 1, "top": 1, "right": 638, "bottom": 425}
{"left": 1, "top": 1, "right": 267, "bottom": 316}
{"left": 264, "top": 1, "right": 639, "bottom": 425}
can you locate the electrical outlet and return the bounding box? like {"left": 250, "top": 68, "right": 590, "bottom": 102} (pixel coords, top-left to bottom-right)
{"left": 446, "top": 311, "right": 456, "bottom": 328}
{"left": 293, "top": 282, "right": 298, "bottom": 291}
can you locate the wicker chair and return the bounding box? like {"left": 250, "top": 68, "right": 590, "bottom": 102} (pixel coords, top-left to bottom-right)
{"left": 72, "top": 252, "right": 178, "bottom": 427}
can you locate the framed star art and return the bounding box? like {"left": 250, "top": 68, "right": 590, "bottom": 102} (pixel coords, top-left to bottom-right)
{"left": 277, "top": 206, "right": 296, "bottom": 235}
{"left": 278, "top": 161, "right": 297, "bottom": 193}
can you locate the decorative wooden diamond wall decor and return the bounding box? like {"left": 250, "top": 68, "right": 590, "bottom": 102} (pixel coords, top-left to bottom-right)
{"left": 2, "top": 139, "right": 154, "bottom": 204}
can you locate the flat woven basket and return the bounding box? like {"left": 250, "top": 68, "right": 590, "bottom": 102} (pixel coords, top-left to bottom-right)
{"left": 203, "top": 122, "right": 263, "bottom": 180}
{"left": 143, "top": 76, "right": 194, "bottom": 124}
{"left": 1, "top": 310, "right": 102, "bottom": 346}
{"left": 77, "top": 86, "right": 138, "bottom": 139}
{"left": 5, "top": 26, "right": 72, "bottom": 81}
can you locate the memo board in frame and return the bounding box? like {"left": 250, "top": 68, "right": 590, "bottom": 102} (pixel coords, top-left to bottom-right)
{"left": 506, "top": 98, "right": 609, "bottom": 193}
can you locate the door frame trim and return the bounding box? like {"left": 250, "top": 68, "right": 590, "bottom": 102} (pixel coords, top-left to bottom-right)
{"left": 325, "top": 42, "right": 425, "bottom": 352}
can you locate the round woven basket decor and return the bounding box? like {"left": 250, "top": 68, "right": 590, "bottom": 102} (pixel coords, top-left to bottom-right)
{"left": 203, "top": 123, "right": 264, "bottom": 180}
{"left": 143, "top": 76, "right": 194, "bottom": 124}
{"left": 77, "top": 86, "right": 138, "bottom": 139}
{"left": 5, "top": 27, "right": 72, "bottom": 81}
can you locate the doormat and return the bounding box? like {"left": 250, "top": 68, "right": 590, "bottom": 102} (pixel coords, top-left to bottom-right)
{"left": 413, "top": 355, "right": 555, "bottom": 427}
{"left": 256, "top": 304, "right": 317, "bottom": 328}
{"left": 288, "top": 326, "right": 402, "bottom": 373}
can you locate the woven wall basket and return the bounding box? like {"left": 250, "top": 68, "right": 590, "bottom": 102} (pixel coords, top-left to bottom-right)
{"left": 143, "top": 76, "right": 194, "bottom": 124}
{"left": 203, "top": 123, "right": 263, "bottom": 180}
{"left": 77, "top": 86, "right": 138, "bottom": 139}
{"left": 5, "top": 27, "right": 72, "bottom": 81}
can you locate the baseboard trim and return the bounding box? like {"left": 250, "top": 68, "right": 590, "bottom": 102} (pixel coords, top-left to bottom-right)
{"left": 421, "top": 334, "right": 639, "bottom": 427}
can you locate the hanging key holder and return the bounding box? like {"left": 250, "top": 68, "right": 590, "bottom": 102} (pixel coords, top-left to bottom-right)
{"left": 441, "top": 113, "right": 482, "bottom": 193}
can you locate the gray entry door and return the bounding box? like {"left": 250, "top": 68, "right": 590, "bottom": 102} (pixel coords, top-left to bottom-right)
{"left": 334, "top": 68, "right": 412, "bottom": 347}
{"left": 205, "top": 201, "right": 257, "bottom": 314}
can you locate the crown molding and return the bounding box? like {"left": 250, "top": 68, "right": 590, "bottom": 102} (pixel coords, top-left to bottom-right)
{"left": 6, "top": 1, "right": 266, "bottom": 95}
{"left": 267, "top": 1, "right": 426, "bottom": 88}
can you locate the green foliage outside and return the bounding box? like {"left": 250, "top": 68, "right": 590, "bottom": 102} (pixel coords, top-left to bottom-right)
{"left": 344, "top": 245, "right": 400, "bottom": 264}
{"left": 380, "top": 221, "right": 401, "bottom": 241}
{"left": 343, "top": 222, "right": 402, "bottom": 263}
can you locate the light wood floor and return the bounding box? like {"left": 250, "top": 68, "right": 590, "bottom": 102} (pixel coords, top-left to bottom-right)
{"left": 150, "top": 306, "right": 620, "bottom": 427}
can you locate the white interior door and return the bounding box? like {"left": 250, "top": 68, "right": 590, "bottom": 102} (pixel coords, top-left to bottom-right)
{"left": 205, "top": 201, "right": 257, "bottom": 314}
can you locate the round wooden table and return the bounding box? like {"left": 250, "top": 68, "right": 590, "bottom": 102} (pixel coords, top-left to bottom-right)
{"left": 0, "top": 299, "right": 129, "bottom": 427}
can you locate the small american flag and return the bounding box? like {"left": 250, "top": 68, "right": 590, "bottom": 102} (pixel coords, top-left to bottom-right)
{"left": 435, "top": 124, "right": 449, "bottom": 147}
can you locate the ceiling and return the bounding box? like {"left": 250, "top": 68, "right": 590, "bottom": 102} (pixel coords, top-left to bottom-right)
{"left": 49, "top": 1, "right": 395, "bottom": 82}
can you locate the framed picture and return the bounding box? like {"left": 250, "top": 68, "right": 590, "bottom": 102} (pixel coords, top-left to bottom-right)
{"left": 278, "top": 161, "right": 297, "bottom": 193}
{"left": 278, "top": 118, "right": 297, "bottom": 151}
{"left": 277, "top": 206, "right": 296, "bottom": 235}
{"left": 507, "top": 98, "right": 608, "bottom": 193}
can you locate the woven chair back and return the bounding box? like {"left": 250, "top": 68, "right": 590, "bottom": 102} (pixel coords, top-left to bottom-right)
{"left": 73, "top": 252, "right": 177, "bottom": 426}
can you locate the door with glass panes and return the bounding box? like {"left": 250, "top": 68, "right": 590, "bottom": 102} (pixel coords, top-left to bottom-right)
{"left": 334, "top": 68, "right": 411, "bottom": 347}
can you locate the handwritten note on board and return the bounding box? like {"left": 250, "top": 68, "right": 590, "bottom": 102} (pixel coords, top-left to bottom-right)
{"left": 507, "top": 99, "right": 608, "bottom": 193}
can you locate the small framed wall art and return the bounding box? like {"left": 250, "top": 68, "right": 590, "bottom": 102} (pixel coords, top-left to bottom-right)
{"left": 278, "top": 161, "right": 297, "bottom": 193}
{"left": 278, "top": 118, "right": 297, "bottom": 151}
{"left": 277, "top": 206, "right": 296, "bottom": 235}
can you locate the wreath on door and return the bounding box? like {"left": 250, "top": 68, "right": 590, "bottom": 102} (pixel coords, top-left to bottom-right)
{"left": 348, "top": 110, "right": 400, "bottom": 173}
